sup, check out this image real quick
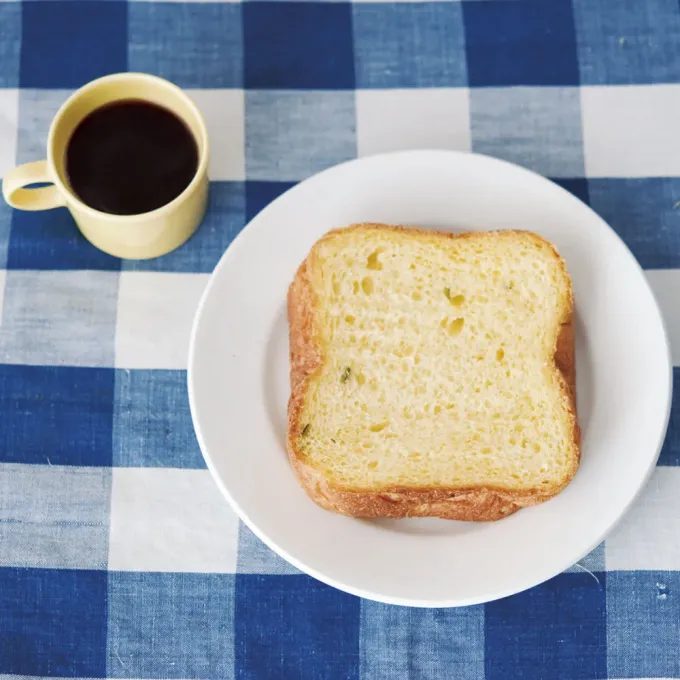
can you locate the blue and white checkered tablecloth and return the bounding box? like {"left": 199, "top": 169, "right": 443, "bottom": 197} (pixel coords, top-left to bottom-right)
{"left": 1, "top": 0, "right": 680, "bottom": 677}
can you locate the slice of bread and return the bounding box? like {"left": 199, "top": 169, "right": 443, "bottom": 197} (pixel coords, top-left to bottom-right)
{"left": 287, "top": 224, "right": 579, "bottom": 521}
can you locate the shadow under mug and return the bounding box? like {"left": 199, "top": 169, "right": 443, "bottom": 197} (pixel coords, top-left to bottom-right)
{"left": 2, "top": 72, "right": 209, "bottom": 260}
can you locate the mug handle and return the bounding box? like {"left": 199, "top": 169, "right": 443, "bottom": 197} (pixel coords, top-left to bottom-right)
{"left": 2, "top": 160, "right": 66, "bottom": 211}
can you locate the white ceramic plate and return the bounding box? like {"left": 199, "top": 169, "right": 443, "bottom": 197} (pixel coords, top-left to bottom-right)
{"left": 188, "top": 150, "right": 672, "bottom": 607}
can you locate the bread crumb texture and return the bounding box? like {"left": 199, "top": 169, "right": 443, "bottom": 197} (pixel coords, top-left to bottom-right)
{"left": 291, "top": 225, "right": 577, "bottom": 498}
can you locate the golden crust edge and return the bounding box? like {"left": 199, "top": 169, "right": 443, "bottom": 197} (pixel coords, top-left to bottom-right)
{"left": 286, "top": 223, "right": 580, "bottom": 522}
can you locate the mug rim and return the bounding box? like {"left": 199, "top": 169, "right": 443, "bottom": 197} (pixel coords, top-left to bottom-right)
{"left": 46, "top": 72, "right": 210, "bottom": 222}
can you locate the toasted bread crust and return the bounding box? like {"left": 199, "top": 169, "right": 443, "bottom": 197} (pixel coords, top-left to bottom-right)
{"left": 286, "top": 224, "right": 579, "bottom": 521}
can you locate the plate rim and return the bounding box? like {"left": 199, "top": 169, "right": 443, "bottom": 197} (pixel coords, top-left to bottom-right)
{"left": 188, "top": 149, "right": 673, "bottom": 607}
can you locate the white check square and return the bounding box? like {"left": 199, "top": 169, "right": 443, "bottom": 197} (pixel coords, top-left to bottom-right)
{"left": 188, "top": 89, "right": 245, "bottom": 181}
{"left": 356, "top": 89, "right": 471, "bottom": 157}
{"left": 115, "top": 271, "right": 209, "bottom": 369}
{"left": 606, "top": 467, "right": 680, "bottom": 570}
{"left": 582, "top": 84, "right": 680, "bottom": 177}
{"left": 109, "top": 468, "right": 240, "bottom": 573}
{"left": 646, "top": 269, "right": 680, "bottom": 367}
{"left": 0, "top": 88, "right": 18, "bottom": 178}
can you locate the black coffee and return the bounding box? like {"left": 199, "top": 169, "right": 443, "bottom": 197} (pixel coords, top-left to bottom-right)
{"left": 66, "top": 99, "right": 199, "bottom": 215}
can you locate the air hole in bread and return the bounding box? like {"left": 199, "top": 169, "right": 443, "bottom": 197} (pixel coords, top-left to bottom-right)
{"left": 361, "top": 277, "right": 374, "bottom": 295}
{"left": 366, "top": 250, "right": 383, "bottom": 270}
{"left": 448, "top": 318, "right": 464, "bottom": 336}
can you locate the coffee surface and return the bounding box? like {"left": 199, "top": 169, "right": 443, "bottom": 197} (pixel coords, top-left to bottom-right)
{"left": 66, "top": 99, "right": 199, "bottom": 215}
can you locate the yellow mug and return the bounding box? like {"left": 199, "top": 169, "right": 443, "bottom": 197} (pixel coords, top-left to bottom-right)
{"left": 1, "top": 72, "right": 209, "bottom": 260}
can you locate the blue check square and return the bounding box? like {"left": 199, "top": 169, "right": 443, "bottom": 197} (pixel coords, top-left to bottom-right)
{"left": 0, "top": 3, "right": 21, "bottom": 87}
{"left": 353, "top": 3, "right": 467, "bottom": 88}
{"left": 566, "top": 542, "right": 605, "bottom": 573}
{"left": 0, "top": 465, "right": 111, "bottom": 569}
{"left": 123, "top": 182, "right": 246, "bottom": 273}
{"left": 244, "top": 2, "right": 354, "bottom": 89}
{"left": 573, "top": 0, "right": 680, "bottom": 85}
{"left": 16, "top": 90, "right": 70, "bottom": 165}
{"left": 235, "top": 575, "right": 360, "bottom": 680}
{"left": 659, "top": 368, "right": 680, "bottom": 465}
{"left": 129, "top": 3, "right": 242, "bottom": 88}
{"left": 463, "top": 0, "right": 579, "bottom": 87}
{"left": 0, "top": 270, "right": 119, "bottom": 367}
{"left": 237, "top": 524, "right": 300, "bottom": 574}
{"left": 360, "top": 602, "right": 484, "bottom": 680}
{"left": 113, "top": 368, "right": 204, "bottom": 468}
{"left": 9, "top": 207, "right": 122, "bottom": 271}
{"left": 246, "top": 91, "right": 355, "bottom": 181}
{"left": 588, "top": 178, "right": 680, "bottom": 269}
{"left": 470, "top": 87, "right": 584, "bottom": 177}
{"left": 20, "top": 1, "right": 127, "bottom": 89}
{"left": 108, "top": 572, "right": 235, "bottom": 678}
{"left": 0, "top": 365, "right": 114, "bottom": 467}
{"left": 0, "top": 200, "right": 11, "bottom": 269}
{"left": 485, "top": 572, "right": 607, "bottom": 680}
{"left": 607, "top": 571, "right": 680, "bottom": 677}
{"left": 0, "top": 567, "right": 107, "bottom": 676}
{"left": 245, "top": 181, "right": 296, "bottom": 222}
{"left": 551, "top": 178, "right": 590, "bottom": 207}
